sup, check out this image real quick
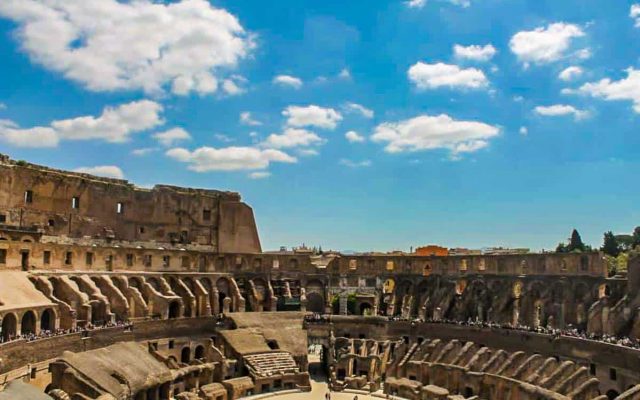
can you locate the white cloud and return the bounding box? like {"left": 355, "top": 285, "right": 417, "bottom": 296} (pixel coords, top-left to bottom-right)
{"left": 406, "top": 0, "right": 426, "bottom": 8}
{"left": 344, "top": 103, "right": 374, "bottom": 118}
{"left": 132, "top": 147, "right": 157, "bottom": 156}
{"left": 0, "top": 103, "right": 6, "bottom": 110}
{"left": 453, "top": 44, "right": 497, "bottom": 62}
{"left": 261, "top": 128, "right": 325, "bottom": 149}
{"left": 338, "top": 68, "right": 352, "bottom": 80}
{"left": 345, "top": 130, "right": 365, "bottom": 143}
{"left": 371, "top": 113, "right": 500, "bottom": 155}
{"left": 0, "top": 121, "right": 59, "bottom": 148}
{"left": 509, "top": 23, "right": 585, "bottom": 65}
{"left": 0, "top": 0, "right": 253, "bottom": 95}
{"left": 519, "top": 126, "right": 528, "bottom": 136}
{"left": 240, "top": 112, "right": 262, "bottom": 126}
{"left": 248, "top": 171, "right": 270, "bottom": 179}
{"left": 0, "top": 100, "right": 163, "bottom": 147}
{"left": 297, "top": 149, "right": 319, "bottom": 157}
{"left": 152, "top": 127, "right": 190, "bottom": 147}
{"left": 408, "top": 62, "right": 489, "bottom": 90}
{"left": 405, "top": 0, "right": 469, "bottom": 8}
{"left": 166, "top": 146, "right": 296, "bottom": 172}
{"left": 283, "top": 105, "right": 342, "bottom": 129}
{"left": 558, "top": 66, "right": 583, "bottom": 81}
{"left": 222, "top": 77, "right": 246, "bottom": 96}
{"left": 513, "top": 95, "right": 524, "bottom": 102}
{"left": 340, "top": 159, "right": 372, "bottom": 168}
{"left": 575, "top": 68, "right": 640, "bottom": 113}
{"left": 631, "top": 4, "right": 640, "bottom": 27}
{"left": 214, "top": 133, "right": 234, "bottom": 143}
{"left": 73, "top": 166, "right": 124, "bottom": 179}
{"left": 273, "top": 75, "right": 303, "bottom": 89}
{"left": 534, "top": 104, "right": 590, "bottom": 120}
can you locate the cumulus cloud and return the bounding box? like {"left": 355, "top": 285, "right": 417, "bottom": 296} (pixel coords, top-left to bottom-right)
{"left": 261, "top": 128, "right": 325, "bottom": 149}
{"left": 340, "top": 159, "right": 372, "bottom": 168}
{"left": 405, "top": 0, "right": 470, "bottom": 8}
{"left": 343, "top": 103, "right": 374, "bottom": 118}
{"left": 240, "top": 112, "right": 262, "bottom": 126}
{"left": 558, "top": 66, "right": 583, "bottom": 81}
{"left": 453, "top": 44, "right": 497, "bottom": 62}
{"left": 73, "top": 166, "right": 124, "bottom": 179}
{"left": 283, "top": 105, "right": 342, "bottom": 129}
{"left": 631, "top": 4, "right": 640, "bottom": 27}
{"left": 273, "top": 75, "right": 303, "bottom": 89}
{"left": 0, "top": 0, "right": 253, "bottom": 95}
{"left": 338, "top": 68, "right": 352, "bottom": 80}
{"left": 0, "top": 120, "right": 58, "bottom": 147}
{"left": 0, "top": 100, "right": 163, "bottom": 147}
{"left": 166, "top": 146, "right": 296, "bottom": 172}
{"left": 152, "top": 127, "right": 191, "bottom": 147}
{"left": 371, "top": 114, "right": 499, "bottom": 156}
{"left": 574, "top": 68, "right": 640, "bottom": 113}
{"left": 408, "top": 62, "right": 489, "bottom": 90}
{"left": 509, "top": 23, "right": 586, "bottom": 65}
{"left": 405, "top": 0, "right": 426, "bottom": 8}
{"left": 248, "top": 171, "right": 270, "bottom": 179}
{"left": 534, "top": 104, "right": 590, "bottom": 120}
{"left": 132, "top": 147, "right": 157, "bottom": 156}
{"left": 519, "top": 126, "right": 528, "bottom": 136}
{"left": 345, "top": 130, "right": 365, "bottom": 143}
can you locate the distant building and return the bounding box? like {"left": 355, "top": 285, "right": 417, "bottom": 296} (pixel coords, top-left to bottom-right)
{"left": 415, "top": 245, "right": 449, "bottom": 256}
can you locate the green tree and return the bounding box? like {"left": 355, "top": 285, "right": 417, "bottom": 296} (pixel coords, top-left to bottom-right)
{"left": 601, "top": 231, "right": 621, "bottom": 257}
{"left": 633, "top": 226, "right": 640, "bottom": 249}
{"left": 567, "top": 229, "right": 586, "bottom": 252}
{"left": 555, "top": 242, "right": 568, "bottom": 253}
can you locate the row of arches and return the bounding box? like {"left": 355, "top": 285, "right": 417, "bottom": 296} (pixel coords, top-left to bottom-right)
{"left": 1, "top": 308, "right": 55, "bottom": 342}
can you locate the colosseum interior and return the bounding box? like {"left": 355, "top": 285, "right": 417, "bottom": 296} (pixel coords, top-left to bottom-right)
{"left": 1, "top": 153, "right": 640, "bottom": 400}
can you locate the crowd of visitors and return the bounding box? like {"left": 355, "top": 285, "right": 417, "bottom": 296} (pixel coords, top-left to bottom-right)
{"left": 0, "top": 320, "right": 133, "bottom": 344}
{"left": 306, "top": 312, "right": 640, "bottom": 350}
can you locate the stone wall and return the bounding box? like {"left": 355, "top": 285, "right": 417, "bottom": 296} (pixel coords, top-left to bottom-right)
{"left": 0, "top": 154, "right": 261, "bottom": 252}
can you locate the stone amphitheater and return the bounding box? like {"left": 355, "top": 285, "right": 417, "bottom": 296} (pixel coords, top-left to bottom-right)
{"left": 1, "top": 153, "right": 640, "bottom": 400}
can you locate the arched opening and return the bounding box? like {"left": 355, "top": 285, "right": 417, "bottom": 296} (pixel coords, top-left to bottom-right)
{"left": 359, "top": 302, "right": 373, "bottom": 316}
{"left": 168, "top": 301, "right": 181, "bottom": 319}
{"left": 40, "top": 308, "right": 55, "bottom": 332}
{"left": 606, "top": 390, "right": 620, "bottom": 400}
{"left": 194, "top": 345, "right": 205, "bottom": 360}
{"left": 267, "top": 340, "right": 279, "bottom": 350}
{"left": 218, "top": 292, "right": 227, "bottom": 312}
{"left": 217, "top": 278, "right": 231, "bottom": 312}
{"left": 181, "top": 347, "right": 191, "bottom": 363}
{"left": 21, "top": 310, "right": 36, "bottom": 335}
{"left": 307, "top": 292, "right": 325, "bottom": 313}
{"left": 464, "top": 387, "right": 474, "bottom": 397}
{"left": 2, "top": 313, "right": 17, "bottom": 341}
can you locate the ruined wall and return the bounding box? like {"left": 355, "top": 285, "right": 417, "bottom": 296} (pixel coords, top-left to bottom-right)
{"left": 0, "top": 155, "right": 261, "bottom": 252}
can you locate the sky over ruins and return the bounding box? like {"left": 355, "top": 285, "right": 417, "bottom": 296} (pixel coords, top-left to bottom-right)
{"left": 0, "top": 0, "right": 639, "bottom": 251}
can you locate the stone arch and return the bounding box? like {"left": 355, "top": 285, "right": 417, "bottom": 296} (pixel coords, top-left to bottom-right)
{"left": 606, "top": 390, "right": 620, "bottom": 400}
{"left": 40, "top": 308, "right": 55, "bottom": 332}
{"left": 194, "top": 345, "right": 205, "bottom": 360}
{"left": 307, "top": 292, "right": 325, "bottom": 313}
{"left": 146, "top": 277, "right": 162, "bottom": 292}
{"left": 359, "top": 302, "right": 373, "bottom": 315}
{"left": 216, "top": 277, "right": 231, "bottom": 312}
{"left": 21, "top": 310, "right": 37, "bottom": 335}
{"left": 181, "top": 347, "right": 191, "bottom": 363}
{"left": 168, "top": 301, "right": 181, "bottom": 319}
{"left": 289, "top": 258, "right": 299, "bottom": 269}
{"left": 2, "top": 313, "right": 17, "bottom": 341}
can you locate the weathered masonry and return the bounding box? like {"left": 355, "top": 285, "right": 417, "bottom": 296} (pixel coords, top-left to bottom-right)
{"left": 1, "top": 154, "right": 640, "bottom": 400}
{"left": 0, "top": 154, "right": 261, "bottom": 253}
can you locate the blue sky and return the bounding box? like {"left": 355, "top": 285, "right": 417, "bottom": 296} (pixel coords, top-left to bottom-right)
{"left": 0, "top": 0, "right": 639, "bottom": 252}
